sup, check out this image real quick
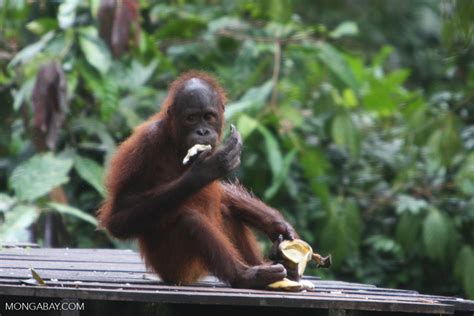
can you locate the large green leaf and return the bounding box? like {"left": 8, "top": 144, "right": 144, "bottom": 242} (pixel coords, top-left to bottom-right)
{"left": 454, "top": 245, "right": 474, "bottom": 299}
{"left": 79, "top": 27, "right": 112, "bottom": 74}
{"left": 257, "top": 125, "right": 282, "bottom": 181}
{"left": 427, "top": 116, "right": 461, "bottom": 167}
{"left": 9, "top": 153, "right": 73, "bottom": 201}
{"left": 331, "top": 112, "right": 360, "bottom": 157}
{"left": 455, "top": 153, "right": 474, "bottom": 195}
{"left": 0, "top": 194, "right": 16, "bottom": 212}
{"left": 264, "top": 148, "right": 298, "bottom": 200}
{"left": 237, "top": 114, "right": 259, "bottom": 139}
{"left": 422, "top": 209, "right": 451, "bottom": 261}
{"left": 9, "top": 31, "right": 55, "bottom": 67}
{"left": 0, "top": 204, "right": 38, "bottom": 242}
{"left": 300, "top": 149, "right": 331, "bottom": 211}
{"left": 279, "top": 105, "right": 303, "bottom": 128}
{"left": 12, "top": 78, "right": 35, "bottom": 111}
{"left": 74, "top": 155, "right": 105, "bottom": 196}
{"left": 26, "top": 18, "right": 58, "bottom": 35}
{"left": 362, "top": 79, "right": 397, "bottom": 115}
{"left": 58, "top": 0, "right": 80, "bottom": 29}
{"left": 344, "top": 199, "right": 362, "bottom": 250}
{"left": 320, "top": 211, "right": 348, "bottom": 268}
{"left": 316, "top": 42, "right": 358, "bottom": 90}
{"left": 396, "top": 195, "right": 428, "bottom": 215}
{"left": 329, "top": 21, "right": 359, "bottom": 39}
{"left": 454, "top": 245, "right": 473, "bottom": 282}
{"left": 225, "top": 81, "right": 273, "bottom": 119}
{"left": 372, "top": 45, "right": 394, "bottom": 67}
{"left": 396, "top": 213, "right": 421, "bottom": 251}
{"left": 464, "top": 253, "right": 474, "bottom": 299}
{"left": 48, "top": 202, "right": 98, "bottom": 226}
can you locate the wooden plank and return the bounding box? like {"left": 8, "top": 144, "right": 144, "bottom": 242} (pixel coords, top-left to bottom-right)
{"left": 0, "top": 253, "right": 144, "bottom": 265}
{"left": 2, "top": 276, "right": 469, "bottom": 312}
{"left": 0, "top": 268, "right": 456, "bottom": 307}
{"left": 8, "top": 280, "right": 446, "bottom": 306}
{"left": 0, "top": 259, "right": 149, "bottom": 272}
{"left": 0, "top": 248, "right": 137, "bottom": 255}
{"left": 0, "top": 268, "right": 158, "bottom": 283}
{"left": 0, "top": 247, "right": 473, "bottom": 314}
{"left": 0, "top": 242, "right": 39, "bottom": 248}
{"left": 0, "top": 285, "right": 454, "bottom": 314}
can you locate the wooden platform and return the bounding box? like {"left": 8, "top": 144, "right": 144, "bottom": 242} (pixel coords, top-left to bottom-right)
{"left": 0, "top": 246, "right": 473, "bottom": 315}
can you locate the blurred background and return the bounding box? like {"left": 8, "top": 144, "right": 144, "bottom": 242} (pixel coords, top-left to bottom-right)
{"left": 0, "top": 0, "right": 473, "bottom": 299}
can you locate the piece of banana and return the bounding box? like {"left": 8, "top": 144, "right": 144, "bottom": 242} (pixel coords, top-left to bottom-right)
{"left": 266, "top": 239, "right": 331, "bottom": 291}
{"left": 182, "top": 144, "right": 212, "bottom": 165}
{"left": 279, "top": 239, "right": 313, "bottom": 276}
{"left": 267, "top": 278, "right": 303, "bottom": 292}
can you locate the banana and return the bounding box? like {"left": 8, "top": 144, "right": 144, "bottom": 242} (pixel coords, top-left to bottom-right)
{"left": 182, "top": 144, "right": 212, "bottom": 165}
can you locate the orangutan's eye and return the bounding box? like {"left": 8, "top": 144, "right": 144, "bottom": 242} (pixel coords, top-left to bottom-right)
{"left": 204, "top": 113, "right": 216, "bottom": 123}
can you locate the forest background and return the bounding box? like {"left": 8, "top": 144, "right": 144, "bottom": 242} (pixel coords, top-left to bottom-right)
{"left": 0, "top": 0, "right": 473, "bottom": 299}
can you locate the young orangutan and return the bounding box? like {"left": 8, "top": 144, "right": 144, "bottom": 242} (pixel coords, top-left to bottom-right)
{"left": 98, "top": 71, "right": 298, "bottom": 288}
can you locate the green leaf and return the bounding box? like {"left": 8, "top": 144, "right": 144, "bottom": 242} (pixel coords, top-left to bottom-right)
{"left": 26, "top": 18, "right": 58, "bottom": 35}
{"left": 422, "top": 209, "right": 450, "bottom": 261}
{"left": 427, "top": 116, "right": 461, "bottom": 167}
{"left": 454, "top": 245, "right": 474, "bottom": 282}
{"left": 257, "top": 125, "right": 282, "bottom": 180}
{"left": 464, "top": 253, "right": 474, "bottom": 299}
{"left": 225, "top": 81, "right": 273, "bottom": 120}
{"left": 330, "top": 21, "right": 359, "bottom": 39}
{"left": 9, "top": 153, "right": 73, "bottom": 201}
{"left": 279, "top": 105, "right": 303, "bottom": 128}
{"left": 264, "top": 148, "right": 297, "bottom": 200}
{"left": 89, "top": 0, "right": 100, "bottom": 17}
{"left": 300, "top": 149, "right": 331, "bottom": 210}
{"left": 386, "top": 69, "right": 411, "bottom": 86}
{"left": 237, "top": 114, "right": 259, "bottom": 139}
{"left": 79, "top": 27, "right": 112, "bottom": 74}
{"left": 0, "top": 194, "right": 16, "bottom": 212}
{"left": 320, "top": 212, "right": 348, "bottom": 268}
{"left": 74, "top": 155, "right": 105, "bottom": 196}
{"left": 362, "top": 79, "right": 397, "bottom": 115}
{"left": 0, "top": 204, "right": 38, "bottom": 242}
{"left": 455, "top": 153, "right": 474, "bottom": 195}
{"left": 372, "top": 46, "right": 394, "bottom": 67}
{"left": 331, "top": 112, "right": 360, "bottom": 157}
{"left": 116, "top": 60, "right": 158, "bottom": 89}
{"left": 396, "top": 213, "right": 421, "bottom": 251}
{"left": 344, "top": 199, "right": 362, "bottom": 250}
{"left": 9, "top": 31, "right": 54, "bottom": 67}
{"left": 12, "top": 78, "right": 34, "bottom": 111}
{"left": 366, "top": 235, "right": 400, "bottom": 253}
{"left": 30, "top": 267, "right": 46, "bottom": 285}
{"left": 58, "top": 0, "right": 80, "bottom": 29}
{"left": 316, "top": 42, "right": 358, "bottom": 90}
{"left": 396, "top": 195, "right": 428, "bottom": 214}
{"left": 342, "top": 88, "right": 358, "bottom": 108}
{"left": 48, "top": 202, "right": 98, "bottom": 226}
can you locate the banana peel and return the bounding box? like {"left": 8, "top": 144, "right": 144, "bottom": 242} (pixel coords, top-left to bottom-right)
{"left": 267, "top": 239, "right": 331, "bottom": 291}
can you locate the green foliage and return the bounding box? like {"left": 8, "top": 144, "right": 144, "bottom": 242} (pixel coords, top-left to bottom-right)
{"left": 74, "top": 155, "right": 105, "bottom": 197}
{"left": 47, "top": 202, "right": 97, "bottom": 226}
{"left": 78, "top": 27, "right": 112, "bottom": 74}
{"left": 0, "top": 0, "right": 473, "bottom": 300}
{"left": 0, "top": 205, "right": 38, "bottom": 242}
{"left": 9, "top": 153, "right": 73, "bottom": 201}
{"left": 422, "top": 209, "right": 451, "bottom": 262}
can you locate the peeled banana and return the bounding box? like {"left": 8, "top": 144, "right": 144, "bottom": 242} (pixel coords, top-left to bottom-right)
{"left": 182, "top": 144, "right": 212, "bottom": 165}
